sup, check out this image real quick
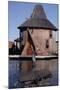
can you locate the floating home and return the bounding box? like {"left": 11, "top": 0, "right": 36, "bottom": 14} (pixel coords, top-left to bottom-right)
{"left": 17, "top": 5, "right": 58, "bottom": 72}
{"left": 9, "top": 41, "right": 14, "bottom": 49}
{"left": 9, "top": 41, "right": 15, "bottom": 55}
{"left": 14, "top": 37, "right": 23, "bottom": 49}
{"left": 18, "top": 5, "right": 58, "bottom": 56}
{"left": 14, "top": 37, "right": 24, "bottom": 54}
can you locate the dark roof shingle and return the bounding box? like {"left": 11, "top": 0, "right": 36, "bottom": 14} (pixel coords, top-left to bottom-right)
{"left": 18, "top": 5, "right": 58, "bottom": 31}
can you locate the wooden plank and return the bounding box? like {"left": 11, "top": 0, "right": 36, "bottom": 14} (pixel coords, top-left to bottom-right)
{"left": 9, "top": 55, "right": 58, "bottom": 61}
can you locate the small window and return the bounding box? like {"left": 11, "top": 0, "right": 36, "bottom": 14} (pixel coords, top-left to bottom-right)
{"left": 46, "top": 40, "right": 49, "bottom": 48}
{"left": 50, "top": 31, "right": 52, "bottom": 38}
{"left": 20, "top": 31, "right": 23, "bottom": 40}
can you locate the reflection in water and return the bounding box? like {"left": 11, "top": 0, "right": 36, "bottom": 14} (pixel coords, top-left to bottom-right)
{"left": 9, "top": 59, "right": 58, "bottom": 88}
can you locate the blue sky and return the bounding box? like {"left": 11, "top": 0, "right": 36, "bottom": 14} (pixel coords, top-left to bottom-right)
{"left": 8, "top": 1, "right": 58, "bottom": 41}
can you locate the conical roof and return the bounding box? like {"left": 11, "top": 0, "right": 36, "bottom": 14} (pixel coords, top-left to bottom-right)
{"left": 31, "top": 5, "right": 47, "bottom": 19}
{"left": 18, "top": 5, "right": 57, "bottom": 31}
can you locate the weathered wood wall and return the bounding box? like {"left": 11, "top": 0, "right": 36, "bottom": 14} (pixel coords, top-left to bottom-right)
{"left": 21, "top": 29, "right": 57, "bottom": 72}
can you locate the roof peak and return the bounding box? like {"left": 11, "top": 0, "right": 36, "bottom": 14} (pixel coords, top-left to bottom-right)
{"left": 18, "top": 4, "right": 58, "bottom": 31}
{"left": 30, "top": 4, "right": 47, "bottom": 19}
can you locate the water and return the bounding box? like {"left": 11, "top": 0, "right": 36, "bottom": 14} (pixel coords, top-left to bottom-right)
{"left": 9, "top": 59, "right": 58, "bottom": 88}
{"left": 9, "top": 60, "right": 21, "bottom": 88}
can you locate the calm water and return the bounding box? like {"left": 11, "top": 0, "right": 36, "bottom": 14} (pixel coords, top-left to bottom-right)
{"left": 9, "top": 59, "right": 58, "bottom": 88}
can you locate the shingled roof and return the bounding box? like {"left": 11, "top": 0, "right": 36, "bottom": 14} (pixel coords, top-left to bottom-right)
{"left": 14, "top": 37, "right": 23, "bottom": 42}
{"left": 18, "top": 5, "right": 57, "bottom": 31}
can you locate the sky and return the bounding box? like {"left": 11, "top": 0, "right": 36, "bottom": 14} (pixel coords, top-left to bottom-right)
{"left": 8, "top": 1, "right": 58, "bottom": 41}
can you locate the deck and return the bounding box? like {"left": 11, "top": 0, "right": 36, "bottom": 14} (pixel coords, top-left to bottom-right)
{"left": 9, "top": 55, "right": 58, "bottom": 60}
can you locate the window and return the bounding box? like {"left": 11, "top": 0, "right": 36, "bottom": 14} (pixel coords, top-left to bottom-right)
{"left": 46, "top": 40, "right": 49, "bottom": 48}
{"left": 50, "top": 31, "right": 52, "bottom": 38}
{"left": 20, "top": 30, "right": 23, "bottom": 40}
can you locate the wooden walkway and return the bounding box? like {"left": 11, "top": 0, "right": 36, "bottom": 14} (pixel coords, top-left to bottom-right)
{"left": 9, "top": 55, "right": 58, "bottom": 60}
